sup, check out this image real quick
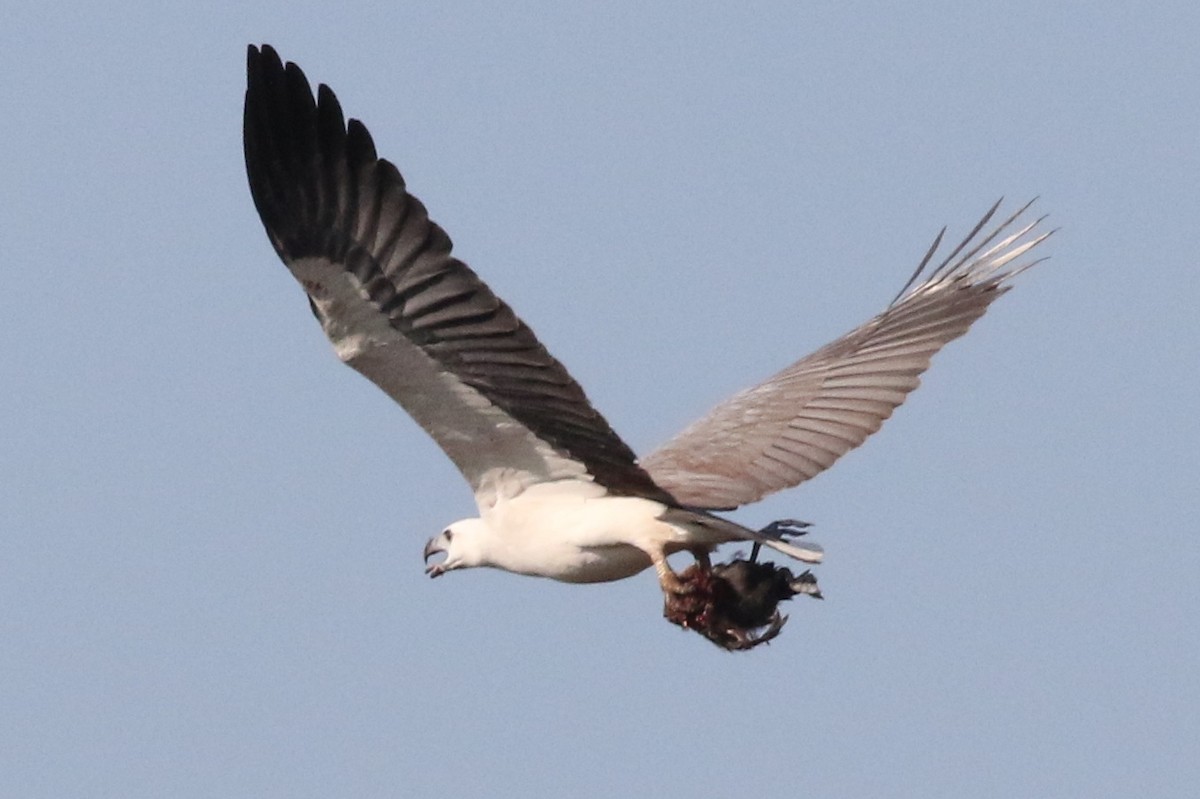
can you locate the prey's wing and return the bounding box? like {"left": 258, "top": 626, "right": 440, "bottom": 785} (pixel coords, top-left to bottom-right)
{"left": 640, "top": 200, "right": 1051, "bottom": 509}
{"left": 244, "top": 45, "right": 670, "bottom": 502}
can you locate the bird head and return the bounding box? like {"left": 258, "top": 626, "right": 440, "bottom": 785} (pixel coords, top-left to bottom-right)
{"left": 423, "top": 518, "right": 488, "bottom": 577}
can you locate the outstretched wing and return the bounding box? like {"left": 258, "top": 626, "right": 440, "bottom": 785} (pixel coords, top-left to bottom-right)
{"left": 640, "top": 200, "right": 1051, "bottom": 509}
{"left": 244, "top": 45, "right": 670, "bottom": 502}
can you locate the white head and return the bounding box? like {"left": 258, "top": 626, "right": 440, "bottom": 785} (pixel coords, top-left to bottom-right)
{"left": 423, "top": 518, "right": 491, "bottom": 578}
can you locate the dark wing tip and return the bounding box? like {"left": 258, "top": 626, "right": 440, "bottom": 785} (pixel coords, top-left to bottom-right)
{"left": 246, "top": 44, "right": 288, "bottom": 94}
{"left": 245, "top": 45, "right": 372, "bottom": 262}
{"left": 891, "top": 197, "right": 1048, "bottom": 306}
{"left": 346, "top": 118, "right": 378, "bottom": 162}
{"left": 316, "top": 83, "right": 347, "bottom": 138}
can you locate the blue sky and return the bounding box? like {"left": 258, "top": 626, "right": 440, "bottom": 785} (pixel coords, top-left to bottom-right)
{"left": 3, "top": 2, "right": 1197, "bottom": 797}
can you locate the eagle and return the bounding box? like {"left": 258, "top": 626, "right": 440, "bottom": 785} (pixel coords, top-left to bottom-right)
{"left": 243, "top": 44, "right": 1049, "bottom": 650}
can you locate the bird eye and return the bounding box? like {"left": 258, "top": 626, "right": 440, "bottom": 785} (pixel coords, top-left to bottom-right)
{"left": 443, "top": 529, "right": 453, "bottom": 542}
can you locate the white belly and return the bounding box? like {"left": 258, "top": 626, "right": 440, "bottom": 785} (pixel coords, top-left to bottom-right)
{"left": 478, "top": 485, "right": 685, "bottom": 584}
{"left": 544, "top": 543, "right": 654, "bottom": 584}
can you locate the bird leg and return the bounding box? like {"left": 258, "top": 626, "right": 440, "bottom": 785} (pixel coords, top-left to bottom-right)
{"left": 658, "top": 557, "right": 718, "bottom": 635}
{"left": 654, "top": 548, "right": 714, "bottom": 597}
{"left": 654, "top": 557, "right": 693, "bottom": 596}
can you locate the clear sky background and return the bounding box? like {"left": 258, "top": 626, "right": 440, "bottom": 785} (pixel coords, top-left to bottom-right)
{"left": 3, "top": 2, "right": 1197, "bottom": 797}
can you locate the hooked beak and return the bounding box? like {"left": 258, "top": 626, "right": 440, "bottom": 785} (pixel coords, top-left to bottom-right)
{"left": 423, "top": 536, "right": 446, "bottom": 578}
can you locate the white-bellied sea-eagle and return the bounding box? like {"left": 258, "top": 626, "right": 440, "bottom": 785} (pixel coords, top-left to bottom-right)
{"left": 243, "top": 44, "right": 1050, "bottom": 650}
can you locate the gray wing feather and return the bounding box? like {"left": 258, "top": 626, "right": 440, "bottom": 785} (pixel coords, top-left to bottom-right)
{"left": 640, "top": 200, "right": 1052, "bottom": 509}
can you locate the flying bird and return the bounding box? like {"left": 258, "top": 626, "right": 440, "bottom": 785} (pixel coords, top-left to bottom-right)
{"left": 243, "top": 44, "right": 1050, "bottom": 649}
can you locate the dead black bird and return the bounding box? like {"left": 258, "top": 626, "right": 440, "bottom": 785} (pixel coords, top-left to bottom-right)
{"left": 664, "top": 550, "right": 823, "bottom": 651}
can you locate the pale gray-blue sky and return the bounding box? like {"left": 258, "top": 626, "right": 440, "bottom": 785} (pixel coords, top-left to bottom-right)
{"left": 2, "top": 3, "right": 1197, "bottom": 797}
